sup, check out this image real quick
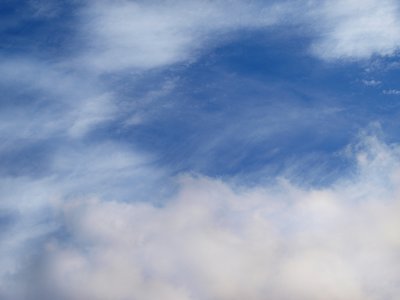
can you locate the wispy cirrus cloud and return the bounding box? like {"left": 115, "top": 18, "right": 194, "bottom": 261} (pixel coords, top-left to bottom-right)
{"left": 308, "top": 0, "right": 400, "bottom": 60}
{"left": 76, "top": 0, "right": 287, "bottom": 72}
{"left": 0, "top": 57, "right": 116, "bottom": 140}
{"left": 74, "top": 0, "right": 400, "bottom": 74}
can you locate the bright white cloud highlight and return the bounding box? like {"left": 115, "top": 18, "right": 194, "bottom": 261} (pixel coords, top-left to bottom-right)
{"left": 77, "top": 0, "right": 287, "bottom": 72}
{"left": 310, "top": 0, "right": 400, "bottom": 60}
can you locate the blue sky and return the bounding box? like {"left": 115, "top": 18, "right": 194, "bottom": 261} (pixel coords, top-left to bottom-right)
{"left": 1, "top": 1, "right": 400, "bottom": 299}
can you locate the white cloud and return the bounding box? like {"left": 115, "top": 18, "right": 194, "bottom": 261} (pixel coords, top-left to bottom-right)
{"left": 310, "top": 0, "right": 400, "bottom": 60}
{"left": 77, "top": 0, "right": 286, "bottom": 72}
{"left": 9, "top": 135, "right": 398, "bottom": 300}
{"left": 0, "top": 58, "right": 116, "bottom": 141}
{"left": 0, "top": 138, "right": 168, "bottom": 300}
{"left": 3, "top": 1, "right": 400, "bottom": 299}
{"left": 74, "top": 0, "right": 400, "bottom": 71}
{"left": 383, "top": 89, "right": 400, "bottom": 95}
{"left": 362, "top": 79, "right": 381, "bottom": 87}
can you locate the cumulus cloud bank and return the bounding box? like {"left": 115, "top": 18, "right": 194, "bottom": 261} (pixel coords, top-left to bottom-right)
{"left": 4, "top": 136, "right": 394, "bottom": 300}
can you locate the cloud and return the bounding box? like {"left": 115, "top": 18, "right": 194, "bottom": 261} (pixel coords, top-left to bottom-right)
{"left": 362, "top": 79, "right": 381, "bottom": 87}
{"left": 0, "top": 138, "right": 168, "bottom": 300}
{"left": 76, "top": 0, "right": 287, "bottom": 72}
{"left": 2, "top": 2, "right": 400, "bottom": 299}
{"left": 74, "top": 0, "right": 400, "bottom": 72}
{"left": 309, "top": 0, "right": 400, "bottom": 60}
{"left": 0, "top": 57, "right": 116, "bottom": 141}
{"left": 3, "top": 135, "right": 396, "bottom": 300}
{"left": 383, "top": 89, "right": 400, "bottom": 95}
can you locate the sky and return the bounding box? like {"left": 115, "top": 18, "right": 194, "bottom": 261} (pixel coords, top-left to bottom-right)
{"left": 1, "top": 0, "right": 400, "bottom": 299}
